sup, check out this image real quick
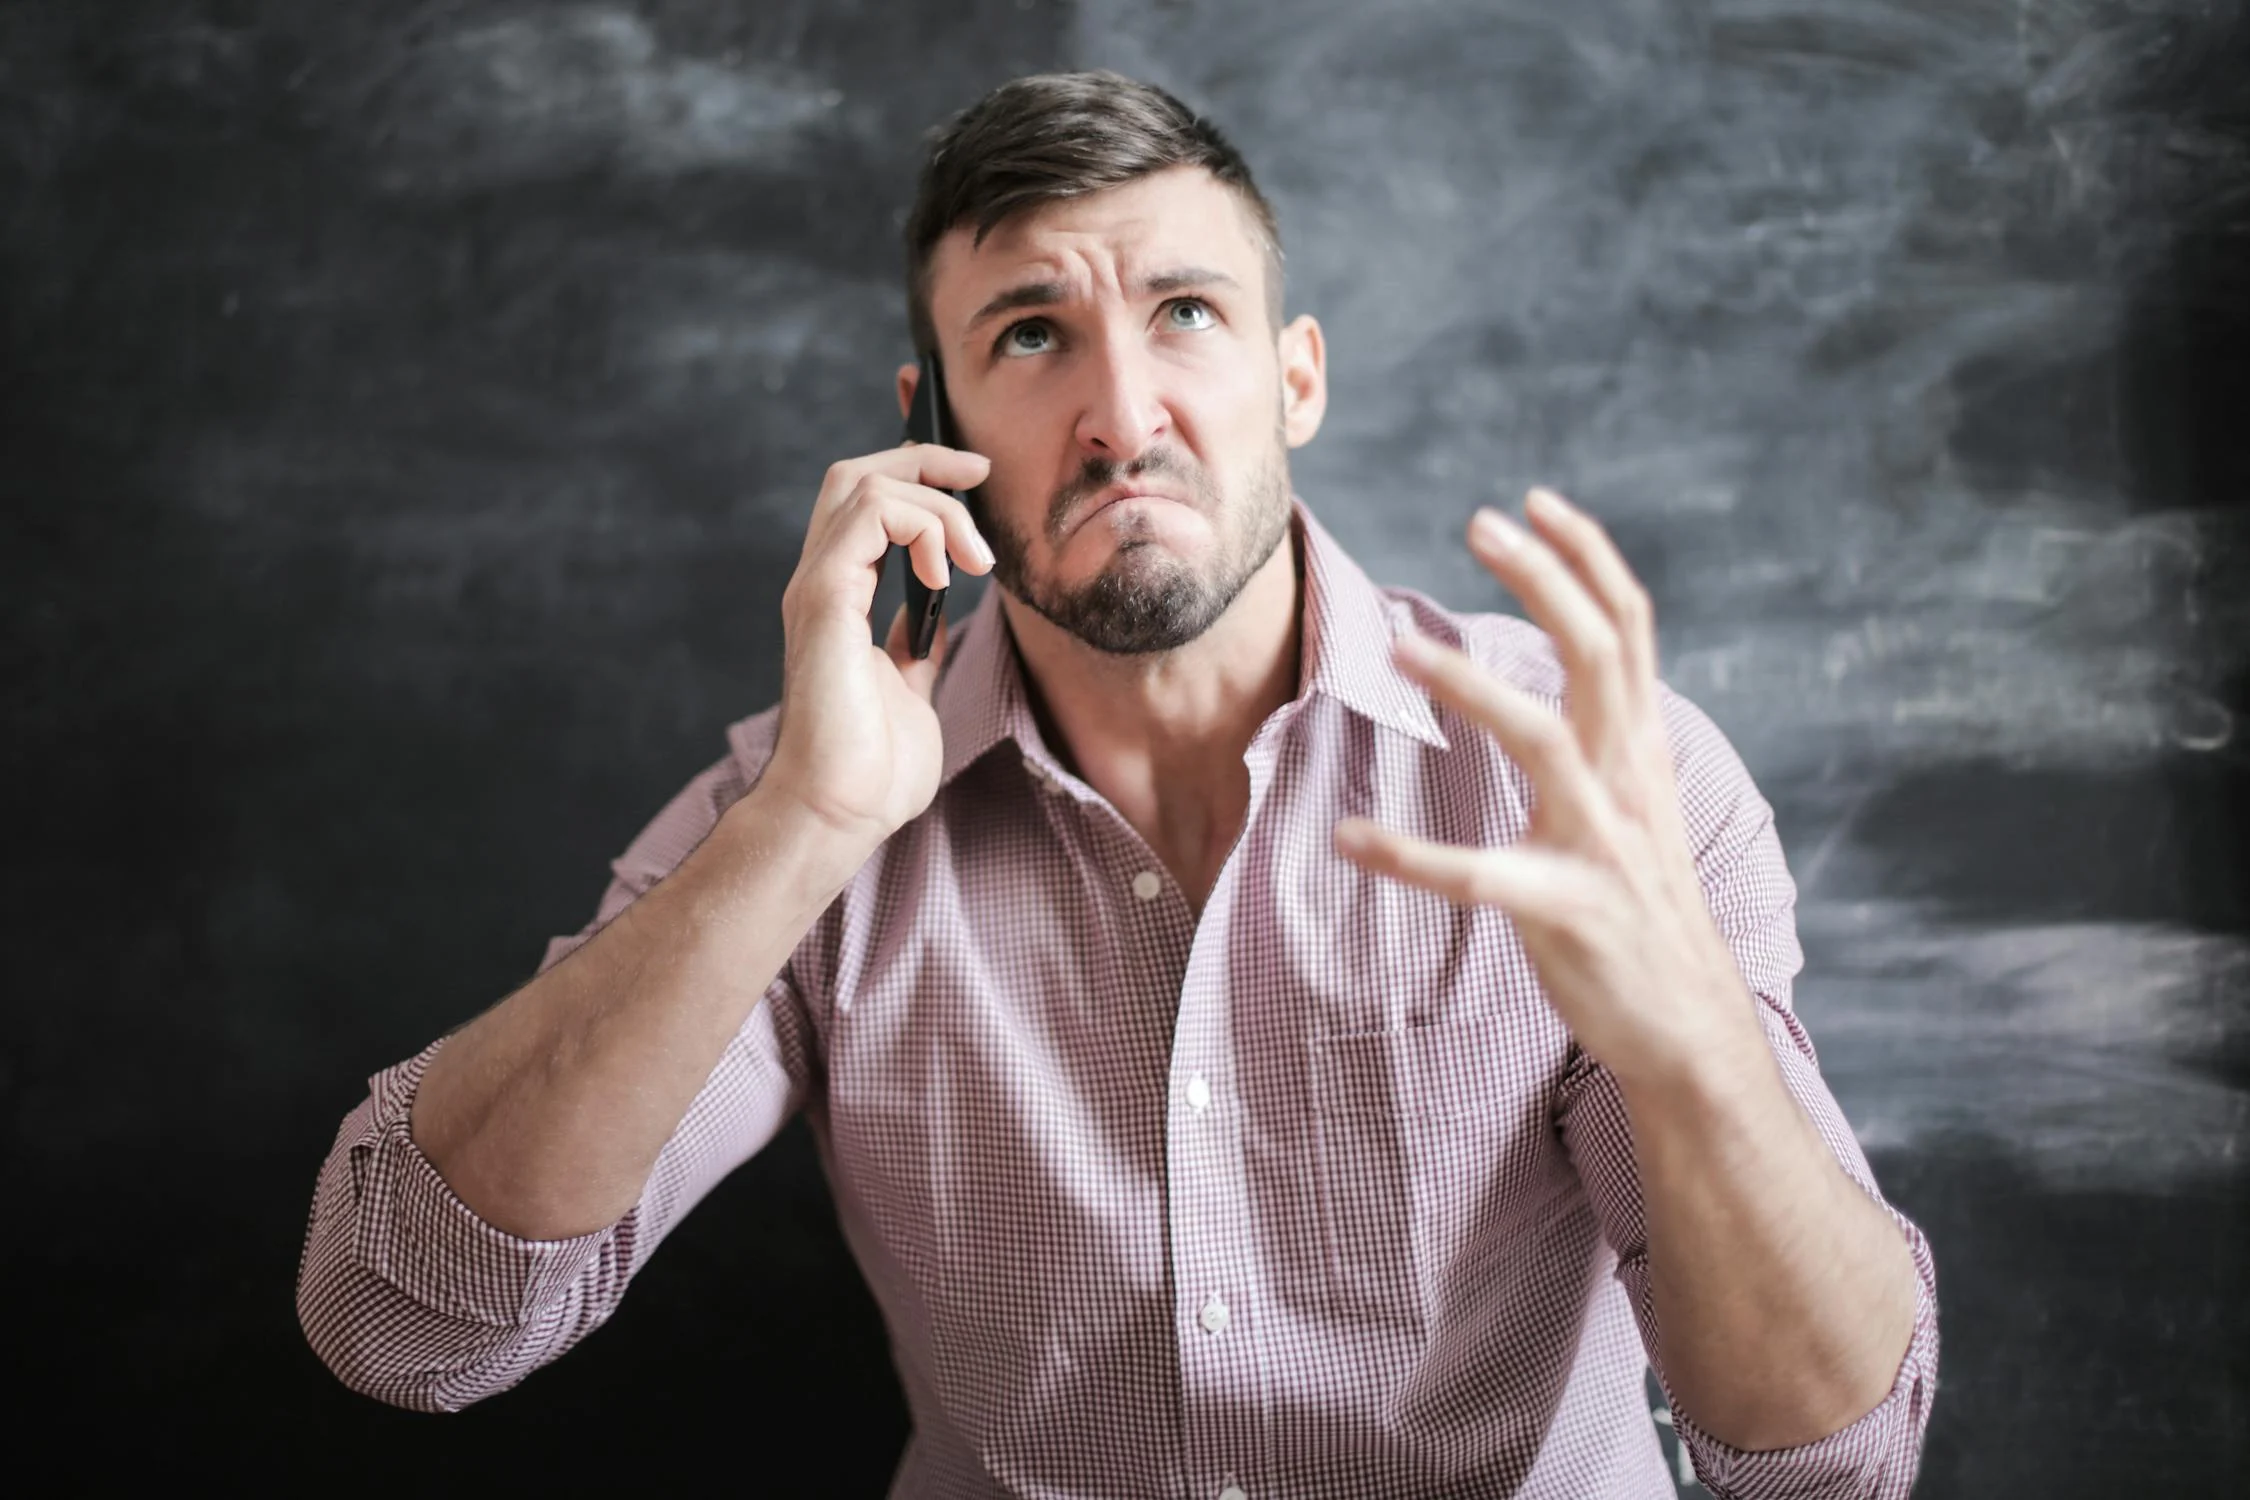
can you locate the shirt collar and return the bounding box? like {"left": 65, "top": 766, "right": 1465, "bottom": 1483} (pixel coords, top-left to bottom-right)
{"left": 933, "top": 494, "right": 1448, "bottom": 791}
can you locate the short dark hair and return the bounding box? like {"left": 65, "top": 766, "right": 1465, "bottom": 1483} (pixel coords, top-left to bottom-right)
{"left": 902, "top": 70, "right": 1285, "bottom": 356}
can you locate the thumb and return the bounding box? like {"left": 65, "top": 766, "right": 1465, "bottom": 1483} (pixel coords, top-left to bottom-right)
{"left": 883, "top": 603, "right": 951, "bottom": 702}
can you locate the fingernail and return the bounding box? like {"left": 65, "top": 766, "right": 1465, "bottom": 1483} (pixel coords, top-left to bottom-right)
{"left": 970, "top": 531, "right": 994, "bottom": 567}
{"left": 1472, "top": 507, "right": 1522, "bottom": 551}
{"left": 1527, "top": 486, "right": 1570, "bottom": 517}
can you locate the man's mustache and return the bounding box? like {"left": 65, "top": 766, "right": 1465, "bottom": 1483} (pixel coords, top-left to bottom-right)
{"left": 1048, "top": 448, "right": 1199, "bottom": 537}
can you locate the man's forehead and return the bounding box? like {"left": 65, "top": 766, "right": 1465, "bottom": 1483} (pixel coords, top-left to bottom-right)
{"left": 928, "top": 168, "right": 1262, "bottom": 330}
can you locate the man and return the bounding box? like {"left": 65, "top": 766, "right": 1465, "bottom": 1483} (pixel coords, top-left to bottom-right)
{"left": 300, "top": 71, "right": 1937, "bottom": 1499}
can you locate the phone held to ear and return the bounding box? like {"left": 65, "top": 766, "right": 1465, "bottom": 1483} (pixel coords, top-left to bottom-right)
{"left": 896, "top": 351, "right": 957, "bottom": 661}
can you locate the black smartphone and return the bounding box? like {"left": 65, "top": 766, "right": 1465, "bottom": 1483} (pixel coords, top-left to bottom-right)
{"left": 896, "top": 351, "right": 958, "bottom": 660}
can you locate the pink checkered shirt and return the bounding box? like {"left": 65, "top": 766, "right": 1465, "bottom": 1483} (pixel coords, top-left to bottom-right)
{"left": 300, "top": 498, "right": 1938, "bottom": 1499}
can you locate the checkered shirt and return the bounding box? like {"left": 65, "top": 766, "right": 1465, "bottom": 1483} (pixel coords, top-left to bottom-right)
{"left": 299, "top": 498, "right": 1939, "bottom": 1499}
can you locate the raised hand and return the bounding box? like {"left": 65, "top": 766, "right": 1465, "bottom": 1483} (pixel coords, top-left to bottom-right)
{"left": 1332, "top": 487, "right": 1762, "bottom": 1086}
{"left": 761, "top": 443, "right": 996, "bottom": 853}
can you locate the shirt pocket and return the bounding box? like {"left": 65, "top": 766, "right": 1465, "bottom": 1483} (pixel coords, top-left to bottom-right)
{"left": 1309, "top": 1006, "right": 1567, "bottom": 1332}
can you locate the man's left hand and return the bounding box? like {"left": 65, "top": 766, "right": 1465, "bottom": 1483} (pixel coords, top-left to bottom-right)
{"left": 1333, "top": 487, "right": 1764, "bottom": 1088}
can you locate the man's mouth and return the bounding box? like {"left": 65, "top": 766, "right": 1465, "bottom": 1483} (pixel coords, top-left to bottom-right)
{"left": 1076, "top": 485, "right": 1189, "bottom": 529}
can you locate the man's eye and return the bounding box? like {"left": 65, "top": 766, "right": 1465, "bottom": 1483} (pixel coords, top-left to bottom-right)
{"left": 998, "top": 320, "right": 1053, "bottom": 357}
{"left": 1165, "top": 299, "right": 1215, "bottom": 330}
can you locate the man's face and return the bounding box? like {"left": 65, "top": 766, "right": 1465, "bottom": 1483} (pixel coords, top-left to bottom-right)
{"left": 921, "top": 166, "right": 1323, "bottom": 655}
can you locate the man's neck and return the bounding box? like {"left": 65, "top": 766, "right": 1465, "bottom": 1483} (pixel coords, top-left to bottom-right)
{"left": 1000, "top": 527, "right": 1304, "bottom": 901}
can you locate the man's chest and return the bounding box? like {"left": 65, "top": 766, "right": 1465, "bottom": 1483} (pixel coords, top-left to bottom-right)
{"left": 814, "top": 814, "right": 1586, "bottom": 1323}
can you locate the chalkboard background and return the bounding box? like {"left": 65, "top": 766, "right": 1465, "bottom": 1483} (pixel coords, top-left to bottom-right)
{"left": 5, "top": 1, "right": 2244, "bottom": 1493}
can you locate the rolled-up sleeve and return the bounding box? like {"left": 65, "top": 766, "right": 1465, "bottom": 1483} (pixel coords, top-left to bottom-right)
{"left": 1558, "top": 688, "right": 1940, "bottom": 1500}
{"left": 298, "top": 717, "right": 819, "bottom": 1411}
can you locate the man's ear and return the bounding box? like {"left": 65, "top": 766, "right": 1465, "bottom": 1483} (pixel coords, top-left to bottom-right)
{"left": 896, "top": 362, "right": 920, "bottom": 426}
{"left": 1279, "top": 315, "right": 1328, "bottom": 449}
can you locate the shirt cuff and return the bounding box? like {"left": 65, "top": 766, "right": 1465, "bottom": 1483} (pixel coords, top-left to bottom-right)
{"left": 1672, "top": 1281, "right": 1941, "bottom": 1500}
{"left": 345, "top": 1039, "right": 619, "bottom": 1329}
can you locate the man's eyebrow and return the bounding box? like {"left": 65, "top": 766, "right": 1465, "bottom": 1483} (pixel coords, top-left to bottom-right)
{"left": 1139, "top": 266, "right": 1240, "bottom": 298}
{"left": 961, "top": 266, "right": 1243, "bottom": 339}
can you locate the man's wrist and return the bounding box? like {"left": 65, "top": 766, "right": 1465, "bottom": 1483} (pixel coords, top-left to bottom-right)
{"left": 713, "top": 783, "right": 880, "bottom": 912}
{"left": 1613, "top": 984, "right": 1777, "bottom": 1122}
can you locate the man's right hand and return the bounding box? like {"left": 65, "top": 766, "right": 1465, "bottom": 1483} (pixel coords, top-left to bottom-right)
{"left": 759, "top": 443, "right": 996, "bottom": 854}
{"left": 398, "top": 443, "right": 993, "bottom": 1245}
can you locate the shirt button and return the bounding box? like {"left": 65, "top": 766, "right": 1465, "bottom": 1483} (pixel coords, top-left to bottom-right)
{"left": 1131, "top": 870, "right": 1162, "bottom": 901}
{"left": 1185, "top": 1073, "right": 1211, "bottom": 1112}
{"left": 1199, "top": 1294, "right": 1230, "bottom": 1335}
{"left": 1218, "top": 1489, "right": 1248, "bottom": 1500}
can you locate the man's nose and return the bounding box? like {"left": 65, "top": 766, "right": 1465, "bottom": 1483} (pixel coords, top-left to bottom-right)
{"left": 1072, "top": 339, "right": 1170, "bottom": 463}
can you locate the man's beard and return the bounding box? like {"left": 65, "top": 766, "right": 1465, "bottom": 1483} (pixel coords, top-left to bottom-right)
{"left": 969, "top": 438, "right": 1293, "bottom": 656}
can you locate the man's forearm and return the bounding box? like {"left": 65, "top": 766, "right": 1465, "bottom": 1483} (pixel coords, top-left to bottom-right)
{"left": 1622, "top": 1000, "right": 1922, "bottom": 1453}
{"left": 409, "top": 789, "right": 866, "bottom": 1241}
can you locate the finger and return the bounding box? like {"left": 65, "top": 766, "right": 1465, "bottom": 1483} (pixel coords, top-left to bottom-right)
{"left": 1391, "top": 631, "right": 1610, "bottom": 837}
{"left": 865, "top": 472, "right": 995, "bottom": 582}
{"left": 885, "top": 487, "right": 952, "bottom": 593}
{"left": 845, "top": 473, "right": 995, "bottom": 582}
{"left": 1333, "top": 818, "right": 1602, "bottom": 924}
{"left": 1466, "top": 506, "right": 1636, "bottom": 766}
{"left": 859, "top": 474, "right": 985, "bottom": 584}
{"left": 1524, "top": 487, "right": 1657, "bottom": 698}
{"left": 809, "top": 446, "right": 994, "bottom": 558}
{"left": 817, "top": 444, "right": 992, "bottom": 513}
{"left": 799, "top": 490, "right": 960, "bottom": 619}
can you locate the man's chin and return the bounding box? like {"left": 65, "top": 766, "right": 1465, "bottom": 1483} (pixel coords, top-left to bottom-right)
{"left": 1022, "top": 562, "right": 1226, "bottom": 657}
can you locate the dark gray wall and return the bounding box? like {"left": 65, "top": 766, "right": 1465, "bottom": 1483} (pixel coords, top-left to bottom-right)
{"left": 4, "top": 1, "right": 2243, "bottom": 1493}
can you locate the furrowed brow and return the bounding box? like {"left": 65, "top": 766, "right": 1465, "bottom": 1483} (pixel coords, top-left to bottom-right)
{"left": 964, "top": 281, "right": 1068, "bottom": 338}
{"left": 1137, "top": 267, "right": 1240, "bottom": 298}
